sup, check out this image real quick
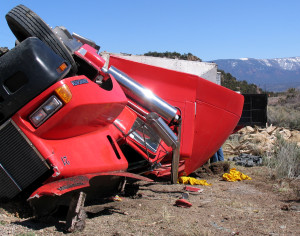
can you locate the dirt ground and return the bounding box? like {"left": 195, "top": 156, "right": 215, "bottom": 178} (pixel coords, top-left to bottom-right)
{"left": 0, "top": 165, "right": 299, "bottom": 236}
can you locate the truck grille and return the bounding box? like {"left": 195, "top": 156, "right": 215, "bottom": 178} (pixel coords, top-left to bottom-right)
{"left": 0, "top": 120, "right": 50, "bottom": 199}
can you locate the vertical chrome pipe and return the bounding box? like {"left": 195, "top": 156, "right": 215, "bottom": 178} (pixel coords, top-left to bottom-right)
{"left": 104, "top": 66, "right": 178, "bottom": 123}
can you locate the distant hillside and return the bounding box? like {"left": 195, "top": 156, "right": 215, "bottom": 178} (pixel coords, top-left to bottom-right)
{"left": 212, "top": 57, "right": 300, "bottom": 92}
{"left": 144, "top": 51, "right": 202, "bottom": 62}
{"left": 219, "top": 69, "right": 261, "bottom": 94}
{"left": 143, "top": 51, "right": 261, "bottom": 93}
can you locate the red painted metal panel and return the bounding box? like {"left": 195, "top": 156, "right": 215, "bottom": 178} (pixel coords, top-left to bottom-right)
{"left": 184, "top": 101, "right": 242, "bottom": 175}
{"left": 108, "top": 56, "right": 244, "bottom": 175}
{"left": 14, "top": 76, "right": 128, "bottom": 139}
{"left": 29, "top": 171, "right": 153, "bottom": 198}
{"left": 109, "top": 56, "right": 197, "bottom": 103}
{"left": 74, "top": 44, "right": 105, "bottom": 69}
{"left": 12, "top": 75, "right": 130, "bottom": 180}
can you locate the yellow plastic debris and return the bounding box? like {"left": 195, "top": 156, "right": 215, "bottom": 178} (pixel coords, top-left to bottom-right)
{"left": 222, "top": 168, "right": 252, "bottom": 182}
{"left": 111, "top": 195, "right": 122, "bottom": 201}
{"left": 178, "top": 176, "right": 212, "bottom": 186}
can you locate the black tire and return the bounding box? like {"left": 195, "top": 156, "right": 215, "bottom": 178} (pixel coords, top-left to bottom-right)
{"left": 6, "top": 5, "right": 77, "bottom": 75}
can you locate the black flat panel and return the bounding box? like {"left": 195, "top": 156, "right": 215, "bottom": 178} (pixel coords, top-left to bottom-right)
{"left": 0, "top": 121, "right": 49, "bottom": 199}
{"left": 0, "top": 37, "right": 70, "bottom": 124}
{"left": 238, "top": 94, "right": 268, "bottom": 127}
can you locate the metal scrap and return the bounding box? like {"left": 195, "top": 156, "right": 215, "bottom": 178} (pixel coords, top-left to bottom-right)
{"left": 229, "top": 153, "right": 263, "bottom": 167}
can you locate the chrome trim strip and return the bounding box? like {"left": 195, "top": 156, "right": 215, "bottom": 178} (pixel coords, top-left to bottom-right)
{"left": 0, "top": 163, "right": 22, "bottom": 191}
{"left": 0, "top": 119, "right": 12, "bottom": 130}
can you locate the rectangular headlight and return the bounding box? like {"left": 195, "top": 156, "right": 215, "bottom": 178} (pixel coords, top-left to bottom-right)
{"left": 29, "top": 95, "right": 62, "bottom": 127}
{"left": 43, "top": 96, "right": 62, "bottom": 114}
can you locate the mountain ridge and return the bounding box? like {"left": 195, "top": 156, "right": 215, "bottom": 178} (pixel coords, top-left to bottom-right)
{"left": 211, "top": 57, "right": 300, "bottom": 92}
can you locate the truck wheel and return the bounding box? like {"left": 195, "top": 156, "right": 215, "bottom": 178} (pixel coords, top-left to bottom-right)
{"left": 6, "top": 5, "right": 77, "bottom": 75}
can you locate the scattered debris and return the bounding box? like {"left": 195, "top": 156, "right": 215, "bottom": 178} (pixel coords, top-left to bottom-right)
{"left": 232, "top": 232, "right": 240, "bottom": 235}
{"left": 181, "top": 192, "right": 189, "bottom": 199}
{"left": 110, "top": 195, "right": 123, "bottom": 202}
{"left": 224, "top": 125, "right": 300, "bottom": 156}
{"left": 175, "top": 199, "right": 192, "bottom": 208}
{"left": 222, "top": 168, "right": 252, "bottom": 182}
{"left": 210, "top": 221, "right": 231, "bottom": 233}
{"left": 229, "top": 153, "right": 263, "bottom": 167}
{"left": 184, "top": 186, "right": 204, "bottom": 193}
{"left": 178, "top": 176, "right": 212, "bottom": 186}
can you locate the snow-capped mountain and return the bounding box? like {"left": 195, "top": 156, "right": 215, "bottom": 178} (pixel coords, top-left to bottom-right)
{"left": 212, "top": 57, "right": 300, "bottom": 91}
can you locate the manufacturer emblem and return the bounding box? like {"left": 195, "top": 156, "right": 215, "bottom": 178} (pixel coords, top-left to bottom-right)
{"left": 71, "top": 79, "right": 88, "bottom": 86}
{"left": 61, "top": 156, "right": 70, "bottom": 166}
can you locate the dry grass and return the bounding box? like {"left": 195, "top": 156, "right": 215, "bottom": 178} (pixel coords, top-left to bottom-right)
{"left": 262, "top": 89, "right": 300, "bottom": 178}
{"left": 268, "top": 89, "right": 300, "bottom": 130}
{"left": 264, "top": 133, "right": 300, "bottom": 178}
{"left": 268, "top": 106, "right": 300, "bottom": 130}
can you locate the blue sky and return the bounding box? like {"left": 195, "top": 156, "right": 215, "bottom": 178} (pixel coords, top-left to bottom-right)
{"left": 0, "top": 0, "right": 299, "bottom": 61}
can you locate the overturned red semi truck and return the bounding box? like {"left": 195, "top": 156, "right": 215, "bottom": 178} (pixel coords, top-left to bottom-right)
{"left": 0, "top": 4, "right": 243, "bottom": 223}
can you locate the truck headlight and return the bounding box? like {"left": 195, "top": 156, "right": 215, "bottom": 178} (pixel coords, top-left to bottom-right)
{"left": 29, "top": 95, "right": 63, "bottom": 127}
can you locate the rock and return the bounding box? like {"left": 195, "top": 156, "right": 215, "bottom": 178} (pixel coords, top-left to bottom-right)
{"left": 245, "top": 126, "right": 255, "bottom": 133}
{"left": 224, "top": 126, "right": 300, "bottom": 157}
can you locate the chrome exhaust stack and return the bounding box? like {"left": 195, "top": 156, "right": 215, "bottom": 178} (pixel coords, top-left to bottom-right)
{"left": 102, "top": 65, "right": 179, "bottom": 123}
{"left": 146, "top": 112, "right": 178, "bottom": 149}
{"left": 146, "top": 112, "right": 181, "bottom": 184}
